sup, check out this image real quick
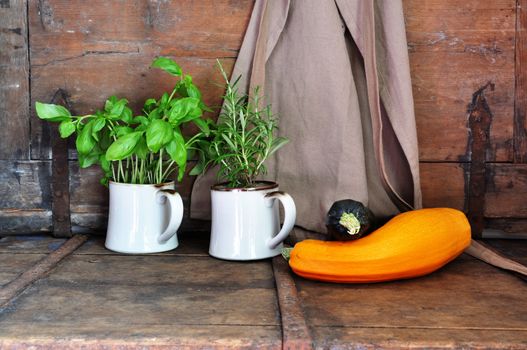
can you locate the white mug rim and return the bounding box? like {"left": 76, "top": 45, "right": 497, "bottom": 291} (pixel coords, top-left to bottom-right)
{"left": 211, "top": 180, "right": 278, "bottom": 192}
{"left": 109, "top": 181, "right": 175, "bottom": 188}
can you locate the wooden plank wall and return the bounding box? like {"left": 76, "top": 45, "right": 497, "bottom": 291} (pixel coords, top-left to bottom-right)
{"left": 0, "top": 0, "right": 526, "bottom": 236}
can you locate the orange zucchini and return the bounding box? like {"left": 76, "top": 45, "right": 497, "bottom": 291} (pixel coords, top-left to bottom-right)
{"left": 289, "top": 208, "right": 471, "bottom": 283}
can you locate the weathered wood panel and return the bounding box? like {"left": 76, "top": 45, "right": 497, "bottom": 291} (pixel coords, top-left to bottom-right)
{"left": 419, "top": 162, "right": 466, "bottom": 210}
{"left": 0, "top": 0, "right": 30, "bottom": 159}
{"left": 0, "top": 235, "right": 66, "bottom": 254}
{"left": 0, "top": 161, "right": 52, "bottom": 233}
{"left": 404, "top": 0, "right": 516, "bottom": 162}
{"left": 75, "top": 234, "right": 210, "bottom": 256}
{"left": 515, "top": 0, "right": 527, "bottom": 162}
{"left": 0, "top": 252, "right": 281, "bottom": 348}
{"left": 68, "top": 162, "right": 107, "bottom": 233}
{"left": 0, "top": 254, "right": 47, "bottom": 288}
{"left": 485, "top": 163, "right": 527, "bottom": 218}
{"left": 28, "top": 0, "right": 252, "bottom": 159}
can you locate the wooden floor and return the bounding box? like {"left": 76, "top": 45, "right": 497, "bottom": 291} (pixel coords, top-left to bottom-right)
{"left": 0, "top": 233, "right": 526, "bottom": 349}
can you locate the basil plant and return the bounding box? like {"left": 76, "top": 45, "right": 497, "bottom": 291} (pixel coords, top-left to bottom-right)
{"left": 36, "top": 57, "right": 212, "bottom": 186}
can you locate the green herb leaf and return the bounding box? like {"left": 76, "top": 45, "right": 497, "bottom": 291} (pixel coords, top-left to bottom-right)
{"left": 113, "top": 126, "right": 133, "bottom": 138}
{"left": 179, "top": 107, "right": 203, "bottom": 123}
{"left": 144, "top": 98, "right": 157, "bottom": 111}
{"left": 121, "top": 106, "right": 133, "bottom": 123}
{"left": 192, "top": 118, "right": 210, "bottom": 136}
{"left": 152, "top": 57, "right": 182, "bottom": 76}
{"left": 166, "top": 131, "right": 187, "bottom": 181}
{"left": 110, "top": 98, "right": 128, "bottom": 117}
{"left": 133, "top": 136, "right": 149, "bottom": 160}
{"left": 78, "top": 152, "right": 99, "bottom": 168}
{"left": 35, "top": 102, "right": 71, "bottom": 122}
{"left": 99, "top": 154, "right": 110, "bottom": 172}
{"left": 58, "top": 120, "right": 76, "bottom": 138}
{"left": 105, "top": 96, "right": 118, "bottom": 112}
{"left": 76, "top": 120, "right": 96, "bottom": 155}
{"left": 186, "top": 83, "right": 201, "bottom": 99}
{"left": 168, "top": 97, "right": 200, "bottom": 124}
{"left": 269, "top": 137, "right": 289, "bottom": 156}
{"left": 91, "top": 117, "right": 106, "bottom": 141}
{"left": 146, "top": 119, "right": 173, "bottom": 152}
{"left": 132, "top": 116, "right": 149, "bottom": 126}
{"left": 106, "top": 131, "right": 143, "bottom": 160}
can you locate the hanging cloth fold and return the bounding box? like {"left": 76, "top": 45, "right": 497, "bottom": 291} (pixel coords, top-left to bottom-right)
{"left": 190, "top": 0, "right": 422, "bottom": 236}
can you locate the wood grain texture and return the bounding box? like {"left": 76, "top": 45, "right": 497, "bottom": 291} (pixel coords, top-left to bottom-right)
{"left": 485, "top": 163, "right": 527, "bottom": 218}
{"left": 466, "top": 83, "right": 494, "bottom": 237}
{"left": 75, "top": 233, "right": 210, "bottom": 256}
{"left": 0, "top": 235, "right": 67, "bottom": 254}
{"left": 0, "top": 161, "right": 52, "bottom": 233}
{"left": 28, "top": 0, "right": 252, "bottom": 159}
{"left": 419, "top": 162, "right": 466, "bottom": 210}
{"left": 295, "top": 250, "right": 527, "bottom": 348}
{"left": 404, "top": 0, "right": 516, "bottom": 162}
{"left": 0, "top": 0, "right": 30, "bottom": 160}
{"left": 0, "top": 234, "right": 87, "bottom": 307}
{"left": 0, "top": 237, "right": 281, "bottom": 348}
{"left": 272, "top": 257, "right": 314, "bottom": 350}
{"left": 515, "top": 0, "right": 527, "bottom": 162}
{"left": 68, "top": 162, "right": 107, "bottom": 233}
{"left": 0, "top": 254, "right": 47, "bottom": 288}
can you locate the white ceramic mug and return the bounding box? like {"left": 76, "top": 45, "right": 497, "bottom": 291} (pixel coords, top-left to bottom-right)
{"left": 105, "top": 182, "right": 183, "bottom": 254}
{"left": 209, "top": 181, "right": 296, "bottom": 260}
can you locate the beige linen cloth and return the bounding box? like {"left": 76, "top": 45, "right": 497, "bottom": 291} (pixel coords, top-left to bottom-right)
{"left": 191, "top": 0, "right": 422, "bottom": 240}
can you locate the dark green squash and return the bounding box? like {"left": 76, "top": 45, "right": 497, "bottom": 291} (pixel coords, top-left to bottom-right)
{"left": 325, "top": 199, "right": 375, "bottom": 241}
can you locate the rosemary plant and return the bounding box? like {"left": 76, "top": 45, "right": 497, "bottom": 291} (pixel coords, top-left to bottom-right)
{"left": 193, "top": 61, "right": 289, "bottom": 188}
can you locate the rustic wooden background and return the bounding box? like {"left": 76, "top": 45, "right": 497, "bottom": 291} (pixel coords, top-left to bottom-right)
{"left": 1, "top": 0, "right": 526, "bottom": 236}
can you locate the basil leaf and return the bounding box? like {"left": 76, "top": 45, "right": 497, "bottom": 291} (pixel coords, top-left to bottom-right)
{"left": 166, "top": 131, "right": 187, "bottom": 181}
{"left": 146, "top": 119, "right": 173, "bottom": 152}
{"left": 133, "top": 137, "right": 149, "bottom": 160}
{"left": 186, "top": 83, "right": 201, "bottom": 99}
{"left": 99, "top": 128, "right": 112, "bottom": 150}
{"left": 143, "top": 98, "right": 157, "bottom": 111}
{"left": 178, "top": 107, "right": 202, "bottom": 123}
{"left": 58, "top": 120, "right": 76, "bottom": 138}
{"left": 91, "top": 117, "right": 106, "bottom": 141}
{"left": 151, "top": 57, "right": 182, "bottom": 76}
{"left": 121, "top": 106, "right": 133, "bottom": 123}
{"left": 110, "top": 98, "right": 128, "bottom": 116}
{"left": 78, "top": 152, "right": 99, "bottom": 168}
{"left": 35, "top": 102, "right": 71, "bottom": 122}
{"left": 132, "top": 116, "right": 149, "bottom": 125}
{"left": 105, "top": 96, "right": 118, "bottom": 112}
{"left": 169, "top": 97, "right": 200, "bottom": 124}
{"left": 106, "top": 131, "right": 143, "bottom": 161}
{"left": 160, "top": 93, "right": 169, "bottom": 109}
{"left": 113, "top": 126, "right": 133, "bottom": 138}
{"left": 99, "top": 154, "right": 110, "bottom": 172}
{"left": 76, "top": 120, "right": 96, "bottom": 155}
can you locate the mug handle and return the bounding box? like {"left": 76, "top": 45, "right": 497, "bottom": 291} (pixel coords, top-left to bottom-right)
{"left": 265, "top": 191, "right": 297, "bottom": 249}
{"left": 156, "top": 190, "right": 184, "bottom": 244}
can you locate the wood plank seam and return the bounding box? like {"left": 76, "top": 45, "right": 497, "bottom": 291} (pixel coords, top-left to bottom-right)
{"left": 0, "top": 234, "right": 88, "bottom": 308}
{"left": 272, "top": 257, "right": 314, "bottom": 350}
